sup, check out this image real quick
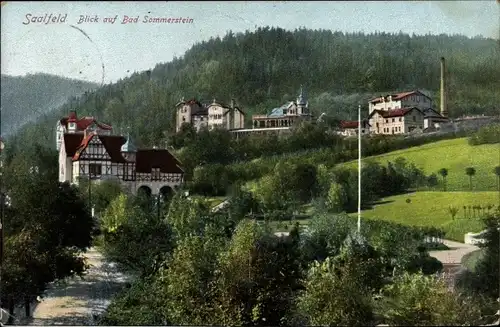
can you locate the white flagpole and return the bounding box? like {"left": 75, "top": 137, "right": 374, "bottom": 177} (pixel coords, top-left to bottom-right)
{"left": 357, "top": 104, "right": 362, "bottom": 233}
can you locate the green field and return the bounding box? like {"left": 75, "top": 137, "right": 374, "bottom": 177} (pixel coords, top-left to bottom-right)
{"left": 343, "top": 138, "right": 500, "bottom": 191}
{"left": 351, "top": 191, "right": 498, "bottom": 242}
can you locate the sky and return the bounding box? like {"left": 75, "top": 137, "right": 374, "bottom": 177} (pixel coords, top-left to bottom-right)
{"left": 1, "top": 1, "right": 499, "bottom": 84}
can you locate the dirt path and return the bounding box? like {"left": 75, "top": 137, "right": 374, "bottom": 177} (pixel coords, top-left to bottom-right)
{"left": 429, "top": 239, "right": 479, "bottom": 265}
{"left": 17, "top": 248, "right": 131, "bottom": 326}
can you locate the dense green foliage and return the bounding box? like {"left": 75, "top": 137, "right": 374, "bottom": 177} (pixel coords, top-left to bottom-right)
{"left": 1, "top": 73, "right": 97, "bottom": 136}
{"left": 468, "top": 123, "right": 500, "bottom": 146}
{"left": 7, "top": 28, "right": 499, "bottom": 151}
{"left": 456, "top": 210, "right": 500, "bottom": 300}
{"left": 185, "top": 125, "right": 468, "bottom": 196}
{"left": 0, "top": 145, "right": 94, "bottom": 321}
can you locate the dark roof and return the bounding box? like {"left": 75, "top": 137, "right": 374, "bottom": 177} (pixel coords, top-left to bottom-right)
{"left": 369, "top": 107, "right": 423, "bottom": 119}
{"left": 63, "top": 133, "right": 85, "bottom": 157}
{"left": 176, "top": 99, "right": 208, "bottom": 116}
{"left": 65, "top": 133, "right": 128, "bottom": 163}
{"left": 135, "top": 149, "right": 184, "bottom": 173}
{"left": 223, "top": 107, "right": 245, "bottom": 116}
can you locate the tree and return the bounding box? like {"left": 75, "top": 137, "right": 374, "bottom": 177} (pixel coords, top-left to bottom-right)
{"left": 325, "top": 182, "right": 348, "bottom": 213}
{"left": 457, "top": 212, "right": 500, "bottom": 300}
{"left": 465, "top": 167, "right": 476, "bottom": 191}
{"left": 161, "top": 234, "right": 224, "bottom": 325}
{"left": 1, "top": 151, "right": 93, "bottom": 319}
{"left": 211, "top": 219, "right": 303, "bottom": 326}
{"left": 296, "top": 256, "right": 375, "bottom": 326}
{"left": 438, "top": 168, "right": 448, "bottom": 191}
{"left": 494, "top": 166, "right": 500, "bottom": 192}
{"left": 102, "top": 193, "right": 174, "bottom": 277}
{"left": 376, "top": 271, "right": 484, "bottom": 326}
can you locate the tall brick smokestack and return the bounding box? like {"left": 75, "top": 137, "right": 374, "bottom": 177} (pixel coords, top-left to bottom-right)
{"left": 440, "top": 57, "right": 448, "bottom": 117}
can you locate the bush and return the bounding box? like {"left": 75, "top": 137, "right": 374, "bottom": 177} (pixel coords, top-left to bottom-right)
{"left": 468, "top": 123, "right": 500, "bottom": 146}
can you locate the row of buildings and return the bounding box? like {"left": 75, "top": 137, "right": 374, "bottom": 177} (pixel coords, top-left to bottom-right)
{"left": 176, "top": 88, "right": 450, "bottom": 138}
{"left": 175, "top": 86, "right": 312, "bottom": 138}
{"left": 175, "top": 57, "right": 454, "bottom": 138}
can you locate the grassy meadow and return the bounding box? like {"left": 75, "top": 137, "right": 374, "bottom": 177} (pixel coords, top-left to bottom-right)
{"left": 351, "top": 191, "right": 499, "bottom": 242}
{"left": 343, "top": 138, "right": 500, "bottom": 192}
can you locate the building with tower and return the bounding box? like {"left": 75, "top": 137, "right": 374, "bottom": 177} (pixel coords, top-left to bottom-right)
{"left": 251, "top": 86, "right": 312, "bottom": 129}
{"left": 230, "top": 86, "right": 312, "bottom": 138}
{"left": 57, "top": 112, "right": 184, "bottom": 196}
{"left": 56, "top": 111, "right": 113, "bottom": 151}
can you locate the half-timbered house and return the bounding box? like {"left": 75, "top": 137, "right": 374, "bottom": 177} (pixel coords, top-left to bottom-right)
{"left": 58, "top": 129, "right": 184, "bottom": 196}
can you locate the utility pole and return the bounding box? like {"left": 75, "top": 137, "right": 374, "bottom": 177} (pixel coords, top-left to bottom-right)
{"left": 0, "top": 164, "right": 4, "bottom": 316}
{"left": 157, "top": 190, "right": 161, "bottom": 221}
{"left": 357, "top": 104, "right": 362, "bottom": 234}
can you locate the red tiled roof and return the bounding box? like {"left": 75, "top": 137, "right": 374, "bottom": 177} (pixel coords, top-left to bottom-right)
{"left": 60, "top": 112, "right": 113, "bottom": 131}
{"left": 369, "top": 90, "right": 429, "bottom": 103}
{"left": 340, "top": 120, "right": 370, "bottom": 129}
{"left": 369, "top": 107, "right": 423, "bottom": 118}
{"left": 135, "top": 149, "right": 184, "bottom": 174}
{"left": 340, "top": 121, "right": 359, "bottom": 129}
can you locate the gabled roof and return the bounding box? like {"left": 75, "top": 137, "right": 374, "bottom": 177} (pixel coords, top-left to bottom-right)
{"left": 68, "top": 133, "right": 128, "bottom": 162}
{"left": 209, "top": 101, "right": 246, "bottom": 115}
{"left": 223, "top": 106, "right": 245, "bottom": 116}
{"left": 135, "top": 149, "right": 184, "bottom": 174}
{"left": 422, "top": 108, "right": 448, "bottom": 119}
{"left": 368, "top": 107, "right": 423, "bottom": 119}
{"left": 369, "top": 90, "right": 431, "bottom": 104}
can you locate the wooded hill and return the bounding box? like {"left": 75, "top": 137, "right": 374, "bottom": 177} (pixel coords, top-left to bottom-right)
{"left": 1, "top": 73, "right": 98, "bottom": 136}
{"left": 7, "top": 27, "right": 500, "bottom": 149}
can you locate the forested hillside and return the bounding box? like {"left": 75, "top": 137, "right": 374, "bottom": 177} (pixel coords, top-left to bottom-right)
{"left": 1, "top": 74, "right": 98, "bottom": 136}
{"left": 7, "top": 27, "right": 500, "bottom": 149}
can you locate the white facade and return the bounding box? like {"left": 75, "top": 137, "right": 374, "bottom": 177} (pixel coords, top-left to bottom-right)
{"left": 207, "top": 101, "right": 245, "bottom": 131}
{"left": 368, "top": 91, "right": 433, "bottom": 115}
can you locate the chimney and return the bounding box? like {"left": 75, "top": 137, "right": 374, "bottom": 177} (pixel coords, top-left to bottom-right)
{"left": 440, "top": 57, "right": 448, "bottom": 117}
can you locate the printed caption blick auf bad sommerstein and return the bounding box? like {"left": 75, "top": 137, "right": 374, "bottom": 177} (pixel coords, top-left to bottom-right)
{"left": 23, "top": 14, "right": 194, "bottom": 25}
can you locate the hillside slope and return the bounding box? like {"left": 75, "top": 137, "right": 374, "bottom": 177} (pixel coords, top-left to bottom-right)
{"left": 1, "top": 73, "right": 98, "bottom": 136}
{"left": 343, "top": 138, "right": 500, "bottom": 191}
{"left": 8, "top": 28, "right": 500, "bottom": 149}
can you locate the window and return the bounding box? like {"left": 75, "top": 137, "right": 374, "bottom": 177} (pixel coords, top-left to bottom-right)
{"left": 89, "top": 163, "right": 102, "bottom": 177}
{"left": 152, "top": 168, "right": 160, "bottom": 180}
{"left": 200, "top": 117, "right": 204, "bottom": 121}
{"left": 413, "top": 116, "right": 416, "bottom": 122}
{"left": 399, "top": 118, "right": 402, "bottom": 122}
{"left": 182, "top": 117, "right": 186, "bottom": 122}
{"left": 392, "top": 118, "right": 395, "bottom": 122}
{"left": 385, "top": 119, "right": 388, "bottom": 123}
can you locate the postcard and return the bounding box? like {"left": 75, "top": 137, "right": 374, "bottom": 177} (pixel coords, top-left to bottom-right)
{"left": 1, "top": 1, "right": 499, "bottom": 326}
